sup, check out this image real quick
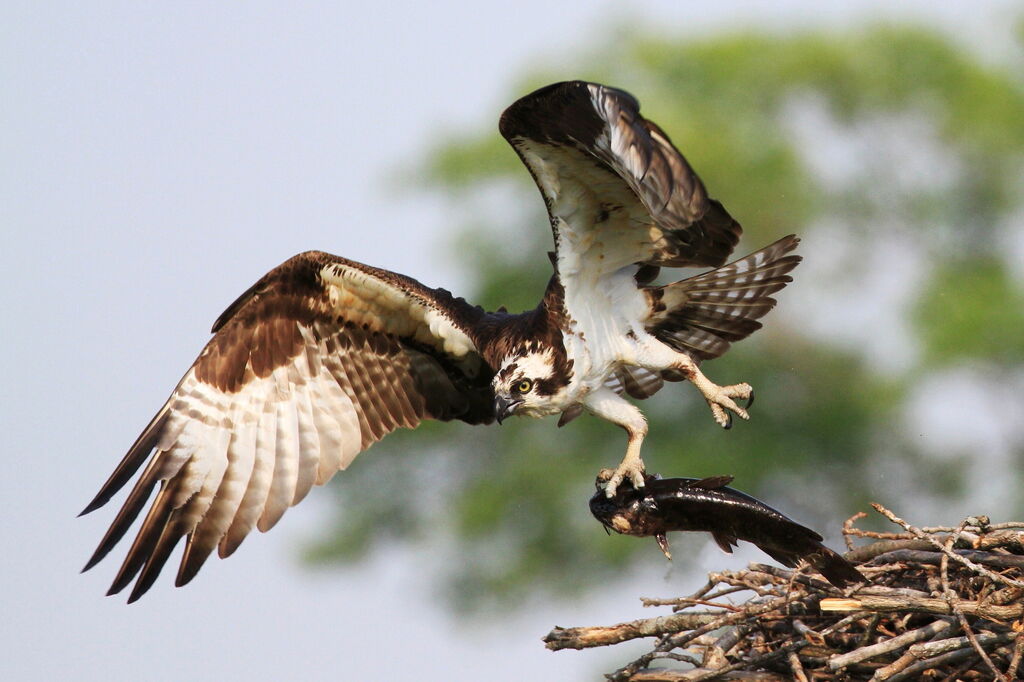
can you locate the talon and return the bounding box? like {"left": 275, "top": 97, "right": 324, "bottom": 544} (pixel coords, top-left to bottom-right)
{"left": 630, "top": 469, "right": 646, "bottom": 490}
{"left": 696, "top": 379, "right": 752, "bottom": 427}
{"left": 604, "top": 471, "right": 625, "bottom": 498}
{"left": 603, "top": 460, "right": 646, "bottom": 498}
{"left": 709, "top": 403, "right": 727, "bottom": 428}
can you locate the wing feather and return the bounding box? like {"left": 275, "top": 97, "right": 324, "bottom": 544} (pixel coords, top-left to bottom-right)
{"left": 648, "top": 236, "right": 802, "bottom": 361}
{"left": 106, "top": 480, "right": 177, "bottom": 596}
{"left": 177, "top": 415, "right": 257, "bottom": 585}
{"left": 83, "top": 250, "right": 496, "bottom": 599}
{"left": 617, "top": 366, "right": 665, "bottom": 400}
{"left": 220, "top": 401, "right": 277, "bottom": 558}
{"left": 290, "top": 379, "right": 321, "bottom": 506}
{"left": 154, "top": 427, "right": 231, "bottom": 592}
{"left": 500, "top": 80, "right": 742, "bottom": 277}
{"left": 257, "top": 400, "right": 300, "bottom": 533}
{"left": 79, "top": 408, "right": 171, "bottom": 518}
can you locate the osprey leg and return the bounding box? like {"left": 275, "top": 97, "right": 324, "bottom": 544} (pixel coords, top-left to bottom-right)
{"left": 633, "top": 340, "right": 753, "bottom": 429}
{"left": 673, "top": 353, "right": 752, "bottom": 429}
{"left": 583, "top": 388, "right": 649, "bottom": 498}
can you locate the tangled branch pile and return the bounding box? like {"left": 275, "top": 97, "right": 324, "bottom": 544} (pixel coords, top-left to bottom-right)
{"left": 545, "top": 505, "right": 1024, "bottom": 680}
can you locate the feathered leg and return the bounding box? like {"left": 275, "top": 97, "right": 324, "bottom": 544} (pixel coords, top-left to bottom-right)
{"left": 641, "top": 235, "right": 799, "bottom": 428}
{"left": 583, "top": 388, "right": 648, "bottom": 498}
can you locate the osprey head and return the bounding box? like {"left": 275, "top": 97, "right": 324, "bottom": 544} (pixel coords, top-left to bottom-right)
{"left": 491, "top": 346, "right": 572, "bottom": 423}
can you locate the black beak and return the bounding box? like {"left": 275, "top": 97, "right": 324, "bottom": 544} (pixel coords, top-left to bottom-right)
{"left": 493, "top": 395, "right": 521, "bottom": 424}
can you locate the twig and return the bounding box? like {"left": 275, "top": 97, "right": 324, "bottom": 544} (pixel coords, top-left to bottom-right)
{"left": 918, "top": 520, "right": 1024, "bottom": 533}
{"left": 687, "top": 613, "right": 864, "bottom": 682}
{"left": 884, "top": 646, "right": 980, "bottom": 682}
{"left": 629, "top": 669, "right": 788, "bottom": 681}
{"left": 608, "top": 595, "right": 798, "bottom": 679}
{"left": 908, "top": 631, "right": 1016, "bottom": 658}
{"left": 871, "top": 503, "right": 1024, "bottom": 590}
{"left": 819, "top": 594, "right": 1023, "bottom": 620}
{"left": 845, "top": 538, "right": 937, "bottom": 563}
{"left": 1007, "top": 631, "right": 1024, "bottom": 679}
{"left": 976, "top": 530, "right": 1024, "bottom": 553}
{"left": 940, "top": 529, "right": 1009, "bottom": 682}
{"left": 844, "top": 511, "right": 867, "bottom": 551}
{"left": 544, "top": 612, "right": 724, "bottom": 651}
{"left": 561, "top": 508, "right": 1024, "bottom": 681}
{"left": 939, "top": 658, "right": 981, "bottom": 682}
{"left": 872, "top": 650, "right": 920, "bottom": 680}
{"left": 869, "top": 548, "right": 1024, "bottom": 570}
{"left": 650, "top": 651, "right": 702, "bottom": 666}
{"left": 687, "top": 639, "right": 810, "bottom": 681}
{"left": 827, "top": 617, "right": 954, "bottom": 670}
{"left": 746, "top": 563, "right": 841, "bottom": 593}
{"left": 885, "top": 633, "right": 1017, "bottom": 682}
{"left": 786, "top": 650, "right": 809, "bottom": 682}
{"left": 703, "top": 625, "right": 748, "bottom": 669}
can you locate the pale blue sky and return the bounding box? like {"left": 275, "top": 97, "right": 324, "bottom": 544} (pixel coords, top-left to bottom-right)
{"left": 2, "top": 2, "right": 1018, "bottom": 680}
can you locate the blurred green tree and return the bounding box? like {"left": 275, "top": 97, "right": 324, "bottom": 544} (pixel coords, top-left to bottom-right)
{"left": 305, "top": 24, "right": 1024, "bottom": 610}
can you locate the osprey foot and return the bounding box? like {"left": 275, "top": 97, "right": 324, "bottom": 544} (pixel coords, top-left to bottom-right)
{"left": 699, "top": 381, "right": 752, "bottom": 430}
{"left": 599, "top": 460, "right": 647, "bottom": 498}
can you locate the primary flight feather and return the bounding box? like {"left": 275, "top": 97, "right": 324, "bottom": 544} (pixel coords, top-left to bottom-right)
{"left": 82, "top": 81, "right": 800, "bottom": 601}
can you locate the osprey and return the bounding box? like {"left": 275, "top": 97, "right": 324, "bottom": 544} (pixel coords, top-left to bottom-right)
{"left": 82, "top": 81, "right": 801, "bottom": 601}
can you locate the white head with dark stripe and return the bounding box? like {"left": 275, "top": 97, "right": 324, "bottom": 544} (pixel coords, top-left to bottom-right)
{"left": 492, "top": 344, "right": 573, "bottom": 422}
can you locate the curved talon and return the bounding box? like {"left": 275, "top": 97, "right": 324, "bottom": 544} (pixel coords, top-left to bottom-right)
{"left": 698, "top": 381, "right": 752, "bottom": 427}
{"left": 603, "top": 463, "right": 646, "bottom": 498}
{"left": 633, "top": 468, "right": 646, "bottom": 488}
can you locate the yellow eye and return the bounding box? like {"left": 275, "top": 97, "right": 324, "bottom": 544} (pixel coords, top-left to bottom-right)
{"left": 516, "top": 379, "right": 533, "bottom": 394}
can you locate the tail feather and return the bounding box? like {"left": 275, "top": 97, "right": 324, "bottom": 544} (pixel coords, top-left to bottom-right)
{"left": 646, "top": 235, "right": 800, "bottom": 361}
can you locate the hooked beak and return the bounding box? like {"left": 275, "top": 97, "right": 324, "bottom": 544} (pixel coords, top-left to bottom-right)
{"left": 493, "top": 395, "right": 522, "bottom": 424}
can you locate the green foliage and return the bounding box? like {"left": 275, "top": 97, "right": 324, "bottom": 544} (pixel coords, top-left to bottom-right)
{"left": 916, "top": 259, "right": 1024, "bottom": 366}
{"left": 306, "top": 22, "right": 1024, "bottom": 609}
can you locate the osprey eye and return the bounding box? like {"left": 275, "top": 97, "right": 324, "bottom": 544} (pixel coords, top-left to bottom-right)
{"left": 516, "top": 379, "right": 533, "bottom": 394}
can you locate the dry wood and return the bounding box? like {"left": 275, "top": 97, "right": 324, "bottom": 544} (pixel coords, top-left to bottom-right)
{"left": 908, "top": 631, "right": 1016, "bottom": 658}
{"left": 547, "top": 506, "right": 1024, "bottom": 680}
{"left": 869, "top": 548, "right": 1024, "bottom": 570}
{"left": 819, "top": 594, "right": 1024, "bottom": 620}
{"left": 827, "top": 617, "right": 953, "bottom": 670}
{"left": 544, "top": 612, "right": 723, "bottom": 650}
{"left": 871, "top": 504, "right": 1024, "bottom": 590}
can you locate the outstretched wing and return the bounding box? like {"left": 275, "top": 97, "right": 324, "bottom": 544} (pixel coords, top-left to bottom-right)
{"left": 499, "top": 80, "right": 742, "bottom": 277}
{"left": 81, "top": 251, "right": 494, "bottom": 601}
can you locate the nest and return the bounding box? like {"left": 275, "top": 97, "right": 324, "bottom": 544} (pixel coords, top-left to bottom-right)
{"left": 544, "top": 504, "right": 1024, "bottom": 680}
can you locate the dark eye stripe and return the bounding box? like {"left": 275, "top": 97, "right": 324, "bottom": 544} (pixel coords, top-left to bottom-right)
{"left": 533, "top": 377, "right": 563, "bottom": 396}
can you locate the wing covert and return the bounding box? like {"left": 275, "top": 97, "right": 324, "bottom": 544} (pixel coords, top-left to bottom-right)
{"left": 81, "top": 251, "right": 494, "bottom": 601}
{"left": 499, "top": 80, "right": 742, "bottom": 272}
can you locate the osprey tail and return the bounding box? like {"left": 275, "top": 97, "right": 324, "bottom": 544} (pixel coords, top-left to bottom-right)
{"left": 644, "top": 235, "right": 801, "bottom": 362}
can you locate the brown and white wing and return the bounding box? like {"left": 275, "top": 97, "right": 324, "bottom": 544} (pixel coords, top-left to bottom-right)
{"left": 499, "top": 80, "right": 742, "bottom": 276}
{"left": 81, "top": 251, "right": 494, "bottom": 602}
{"left": 647, "top": 235, "right": 802, "bottom": 362}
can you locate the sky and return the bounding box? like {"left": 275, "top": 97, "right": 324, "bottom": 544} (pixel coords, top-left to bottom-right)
{"left": 2, "top": 2, "right": 1020, "bottom": 680}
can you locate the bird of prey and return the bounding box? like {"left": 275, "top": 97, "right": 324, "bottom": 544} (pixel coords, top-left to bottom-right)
{"left": 81, "top": 80, "right": 801, "bottom": 601}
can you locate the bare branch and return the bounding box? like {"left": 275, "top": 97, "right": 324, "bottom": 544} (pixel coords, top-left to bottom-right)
{"left": 827, "top": 617, "right": 954, "bottom": 670}
{"left": 556, "top": 508, "right": 1024, "bottom": 680}
{"left": 871, "top": 504, "right": 1024, "bottom": 590}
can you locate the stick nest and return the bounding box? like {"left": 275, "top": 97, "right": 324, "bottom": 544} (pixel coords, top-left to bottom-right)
{"left": 544, "top": 504, "right": 1024, "bottom": 681}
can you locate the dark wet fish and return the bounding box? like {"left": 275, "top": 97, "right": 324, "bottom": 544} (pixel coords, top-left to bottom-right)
{"left": 589, "top": 471, "right": 865, "bottom": 588}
